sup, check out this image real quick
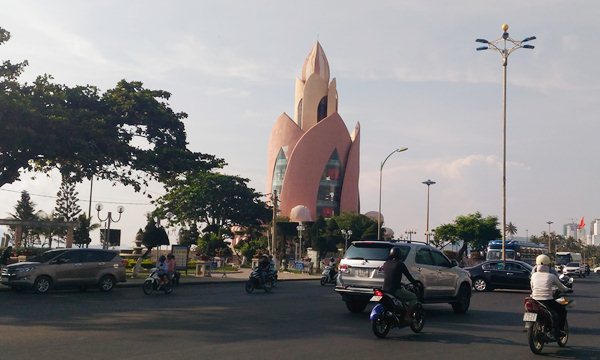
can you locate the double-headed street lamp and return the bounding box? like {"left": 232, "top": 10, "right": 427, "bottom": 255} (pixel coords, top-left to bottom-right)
{"left": 378, "top": 147, "right": 408, "bottom": 240}
{"left": 341, "top": 229, "right": 353, "bottom": 250}
{"left": 95, "top": 203, "right": 124, "bottom": 249}
{"left": 476, "top": 24, "right": 535, "bottom": 261}
{"left": 405, "top": 229, "right": 416, "bottom": 242}
{"left": 422, "top": 179, "right": 436, "bottom": 244}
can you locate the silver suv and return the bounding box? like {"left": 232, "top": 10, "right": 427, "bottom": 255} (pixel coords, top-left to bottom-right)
{"left": 335, "top": 241, "right": 472, "bottom": 313}
{"left": 1, "top": 248, "right": 127, "bottom": 293}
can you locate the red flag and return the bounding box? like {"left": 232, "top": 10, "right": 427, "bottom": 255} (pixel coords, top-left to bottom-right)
{"left": 578, "top": 217, "right": 585, "bottom": 229}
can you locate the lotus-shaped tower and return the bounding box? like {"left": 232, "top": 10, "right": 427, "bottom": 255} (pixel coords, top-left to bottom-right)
{"left": 266, "top": 42, "right": 360, "bottom": 220}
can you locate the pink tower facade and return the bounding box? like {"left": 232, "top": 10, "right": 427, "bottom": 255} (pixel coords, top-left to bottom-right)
{"left": 266, "top": 42, "right": 360, "bottom": 221}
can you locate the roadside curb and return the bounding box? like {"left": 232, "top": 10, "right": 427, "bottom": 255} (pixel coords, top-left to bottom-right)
{"left": 0, "top": 276, "right": 321, "bottom": 292}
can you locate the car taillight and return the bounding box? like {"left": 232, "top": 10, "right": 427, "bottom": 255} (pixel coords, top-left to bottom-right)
{"left": 121, "top": 259, "right": 129, "bottom": 267}
{"left": 374, "top": 289, "right": 384, "bottom": 296}
{"left": 339, "top": 264, "right": 349, "bottom": 273}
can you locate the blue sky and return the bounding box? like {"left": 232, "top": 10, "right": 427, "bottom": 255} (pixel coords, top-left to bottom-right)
{"left": 1, "top": 1, "right": 599, "bottom": 247}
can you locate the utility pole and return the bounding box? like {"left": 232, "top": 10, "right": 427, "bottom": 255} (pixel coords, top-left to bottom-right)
{"left": 272, "top": 191, "right": 278, "bottom": 262}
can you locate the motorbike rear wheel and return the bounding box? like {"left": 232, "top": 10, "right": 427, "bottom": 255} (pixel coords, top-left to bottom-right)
{"left": 558, "top": 319, "right": 569, "bottom": 347}
{"left": 142, "top": 280, "right": 154, "bottom": 295}
{"left": 320, "top": 276, "right": 327, "bottom": 286}
{"left": 245, "top": 280, "right": 255, "bottom": 293}
{"left": 410, "top": 304, "right": 425, "bottom": 333}
{"left": 527, "top": 321, "right": 545, "bottom": 354}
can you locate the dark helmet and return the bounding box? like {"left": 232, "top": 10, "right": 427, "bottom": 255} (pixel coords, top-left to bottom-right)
{"left": 388, "top": 247, "right": 402, "bottom": 260}
{"left": 330, "top": 257, "right": 335, "bottom": 262}
{"left": 159, "top": 255, "right": 166, "bottom": 262}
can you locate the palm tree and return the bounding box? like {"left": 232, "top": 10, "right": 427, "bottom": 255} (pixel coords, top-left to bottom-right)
{"left": 506, "top": 222, "right": 518, "bottom": 240}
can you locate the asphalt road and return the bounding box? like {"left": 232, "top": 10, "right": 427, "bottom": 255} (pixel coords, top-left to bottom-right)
{"left": 0, "top": 275, "right": 599, "bottom": 360}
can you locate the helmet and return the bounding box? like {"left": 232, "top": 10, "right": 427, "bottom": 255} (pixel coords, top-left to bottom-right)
{"left": 389, "top": 247, "right": 402, "bottom": 260}
{"left": 159, "top": 255, "right": 166, "bottom": 262}
{"left": 330, "top": 257, "right": 335, "bottom": 262}
{"left": 536, "top": 254, "right": 551, "bottom": 266}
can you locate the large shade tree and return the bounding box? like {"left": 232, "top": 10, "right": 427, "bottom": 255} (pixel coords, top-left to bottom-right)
{"left": 432, "top": 212, "right": 501, "bottom": 262}
{"left": 154, "top": 170, "right": 272, "bottom": 236}
{"left": 0, "top": 26, "right": 223, "bottom": 189}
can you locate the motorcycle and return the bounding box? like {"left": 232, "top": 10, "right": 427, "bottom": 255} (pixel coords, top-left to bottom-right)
{"left": 142, "top": 268, "right": 173, "bottom": 295}
{"left": 369, "top": 284, "right": 425, "bottom": 338}
{"left": 523, "top": 289, "right": 573, "bottom": 354}
{"left": 320, "top": 265, "right": 337, "bottom": 286}
{"left": 245, "top": 268, "right": 274, "bottom": 293}
{"left": 554, "top": 274, "right": 574, "bottom": 298}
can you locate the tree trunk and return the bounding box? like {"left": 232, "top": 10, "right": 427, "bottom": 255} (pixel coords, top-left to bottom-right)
{"left": 456, "top": 242, "right": 469, "bottom": 264}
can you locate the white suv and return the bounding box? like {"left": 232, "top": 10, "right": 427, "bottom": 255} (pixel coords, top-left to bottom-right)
{"left": 335, "top": 241, "right": 472, "bottom": 313}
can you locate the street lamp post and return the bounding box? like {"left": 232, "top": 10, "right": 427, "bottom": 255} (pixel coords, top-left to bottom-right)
{"left": 341, "top": 229, "right": 353, "bottom": 250}
{"left": 546, "top": 220, "right": 553, "bottom": 255}
{"left": 422, "top": 179, "right": 436, "bottom": 244}
{"left": 95, "top": 203, "right": 124, "bottom": 250}
{"left": 476, "top": 24, "right": 535, "bottom": 261}
{"left": 378, "top": 147, "right": 408, "bottom": 240}
{"left": 405, "top": 229, "right": 416, "bottom": 242}
{"left": 296, "top": 222, "right": 305, "bottom": 262}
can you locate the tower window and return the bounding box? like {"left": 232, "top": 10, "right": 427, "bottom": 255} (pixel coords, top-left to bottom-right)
{"left": 317, "top": 96, "right": 328, "bottom": 122}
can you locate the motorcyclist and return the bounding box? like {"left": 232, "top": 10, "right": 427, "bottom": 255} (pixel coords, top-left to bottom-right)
{"left": 382, "top": 247, "right": 419, "bottom": 319}
{"left": 530, "top": 254, "right": 571, "bottom": 339}
{"left": 156, "top": 255, "right": 169, "bottom": 287}
{"left": 328, "top": 257, "right": 337, "bottom": 280}
{"left": 257, "top": 254, "right": 271, "bottom": 285}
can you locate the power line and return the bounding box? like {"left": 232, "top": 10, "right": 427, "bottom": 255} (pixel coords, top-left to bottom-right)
{"left": 0, "top": 188, "right": 153, "bottom": 206}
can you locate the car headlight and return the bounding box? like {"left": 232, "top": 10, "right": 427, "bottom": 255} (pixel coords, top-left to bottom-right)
{"left": 16, "top": 267, "right": 35, "bottom": 273}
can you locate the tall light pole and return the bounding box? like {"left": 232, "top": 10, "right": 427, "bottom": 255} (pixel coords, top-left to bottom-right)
{"left": 341, "top": 229, "right": 353, "bottom": 250}
{"left": 476, "top": 24, "right": 536, "bottom": 261}
{"left": 378, "top": 147, "right": 408, "bottom": 240}
{"left": 296, "top": 222, "right": 305, "bottom": 262}
{"left": 95, "top": 203, "right": 124, "bottom": 249}
{"left": 546, "top": 221, "right": 553, "bottom": 255}
{"left": 422, "top": 179, "right": 436, "bottom": 244}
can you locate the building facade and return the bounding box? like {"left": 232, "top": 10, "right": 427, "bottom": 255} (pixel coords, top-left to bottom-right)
{"left": 266, "top": 42, "right": 360, "bottom": 221}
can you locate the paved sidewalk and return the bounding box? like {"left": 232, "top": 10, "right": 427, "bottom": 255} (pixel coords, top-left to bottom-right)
{"left": 0, "top": 267, "right": 321, "bottom": 291}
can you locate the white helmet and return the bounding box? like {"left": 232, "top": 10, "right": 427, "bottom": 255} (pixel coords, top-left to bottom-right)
{"left": 536, "top": 254, "right": 551, "bottom": 266}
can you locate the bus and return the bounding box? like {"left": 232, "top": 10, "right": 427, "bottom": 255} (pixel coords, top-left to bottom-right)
{"left": 486, "top": 240, "right": 547, "bottom": 265}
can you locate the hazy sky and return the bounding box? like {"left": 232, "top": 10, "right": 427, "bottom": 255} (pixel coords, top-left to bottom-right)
{"left": 1, "top": 1, "right": 599, "bottom": 248}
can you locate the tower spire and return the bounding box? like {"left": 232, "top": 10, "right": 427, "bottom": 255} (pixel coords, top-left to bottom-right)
{"left": 301, "top": 41, "right": 330, "bottom": 82}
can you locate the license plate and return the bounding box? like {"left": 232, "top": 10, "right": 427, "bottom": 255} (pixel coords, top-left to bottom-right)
{"left": 356, "top": 268, "right": 370, "bottom": 277}
{"left": 523, "top": 312, "right": 537, "bottom": 322}
{"left": 370, "top": 295, "right": 382, "bottom": 302}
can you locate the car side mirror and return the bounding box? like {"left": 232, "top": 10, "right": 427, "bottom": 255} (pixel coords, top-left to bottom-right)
{"left": 450, "top": 259, "right": 458, "bottom": 267}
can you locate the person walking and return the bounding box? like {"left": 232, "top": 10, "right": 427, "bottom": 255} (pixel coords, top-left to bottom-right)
{"left": 0, "top": 246, "right": 13, "bottom": 271}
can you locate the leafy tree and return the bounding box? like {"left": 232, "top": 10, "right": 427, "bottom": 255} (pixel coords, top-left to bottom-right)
{"left": 235, "top": 237, "right": 269, "bottom": 262}
{"left": 9, "top": 191, "right": 38, "bottom": 247}
{"left": 141, "top": 215, "right": 170, "bottom": 254}
{"left": 0, "top": 26, "right": 223, "bottom": 188}
{"left": 332, "top": 212, "right": 377, "bottom": 241}
{"left": 73, "top": 214, "right": 99, "bottom": 248}
{"left": 155, "top": 170, "right": 272, "bottom": 236}
{"left": 196, "top": 233, "right": 232, "bottom": 257}
{"left": 178, "top": 223, "right": 200, "bottom": 248}
{"left": 432, "top": 212, "right": 501, "bottom": 261}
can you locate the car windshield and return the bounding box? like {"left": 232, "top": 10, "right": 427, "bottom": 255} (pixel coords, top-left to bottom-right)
{"left": 566, "top": 262, "right": 579, "bottom": 267}
{"left": 344, "top": 243, "right": 409, "bottom": 261}
{"left": 29, "top": 250, "right": 68, "bottom": 263}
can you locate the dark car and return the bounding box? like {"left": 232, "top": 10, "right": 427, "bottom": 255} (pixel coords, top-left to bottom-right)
{"left": 466, "top": 260, "right": 533, "bottom": 292}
